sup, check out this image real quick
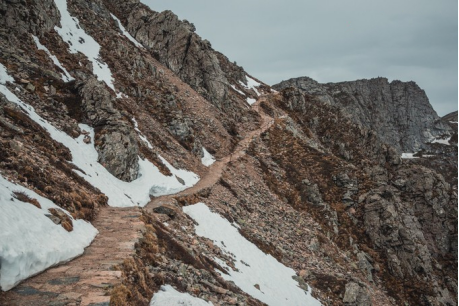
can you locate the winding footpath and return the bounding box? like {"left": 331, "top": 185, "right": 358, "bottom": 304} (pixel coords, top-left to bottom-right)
{"left": 0, "top": 99, "right": 273, "bottom": 306}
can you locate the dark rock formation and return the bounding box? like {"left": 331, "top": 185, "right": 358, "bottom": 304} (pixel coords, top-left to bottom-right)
{"left": 273, "top": 76, "right": 452, "bottom": 152}
{"left": 77, "top": 78, "right": 139, "bottom": 182}
{"left": 103, "top": 0, "right": 265, "bottom": 131}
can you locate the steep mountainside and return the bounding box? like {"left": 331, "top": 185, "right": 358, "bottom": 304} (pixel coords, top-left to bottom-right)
{"left": 273, "top": 77, "right": 452, "bottom": 152}
{"left": 0, "top": 1, "right": 457, "bottom": 306}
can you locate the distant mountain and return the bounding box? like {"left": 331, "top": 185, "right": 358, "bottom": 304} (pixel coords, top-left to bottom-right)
{"left": 442, "top": 110, "right": 458, "bottom": 123}
{"left": 273, "top": 76, "right": 452, "bottom": 153}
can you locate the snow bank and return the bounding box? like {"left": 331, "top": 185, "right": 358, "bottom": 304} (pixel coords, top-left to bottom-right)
{"left": 183, "top": 203, "right": 321, "bottom": 306}
{"left": 32, "top": 35, "right": 74, "bottom": 82}
{"left": 201, "top": 147, "right": 216, "bottom": 167}
{"left": 110, "top": 13, "right": 143, "bottom": 49}
{"left": 401, "top": 153, "right": 419, "bottom": 159}
{"left": 0, "top": 63, "right": 199, "bottom": 207}
{"left": 53, "top": 0, "right": 115, "bottom": 91}
{"left": 150, "top": 285, "right": 213, "bottom": 306}
{"left": 0, "top": 175, "right": 98, "bottom": 291}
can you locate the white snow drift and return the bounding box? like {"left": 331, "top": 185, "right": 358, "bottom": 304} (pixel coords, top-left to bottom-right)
{"left": 150, "top": 285, "right": 213, "bottom": 306}
{"left": 239, "top": 75, "right": 261, "bottom": 96}
{"left": 239, "top": 75, "right": 261, "bottom": 105}
{"left": 110, "top": 13, "right": 144, "bottom": 49}
{"left": 401, "top": 153, "right": 419, "bottom": 159}
{"left": 0, "top": 63, "right": 199, "bottom": 207}
{"left": 429, "top": 136, "right": 452, "bottom": 145}
{"left": 183, "top": 203, "right": 321, "bottom": 306}
{"left": 201, "top": 147, "right": 216, "bottom": 167}
{"left": 53, "top": 0, "right": 115, "bottom": 90}
{"left": 32, "top": 35, "right": 74, "bottom": 82}
{"left": 0, "top": 175, "right": 98, "bottom": 291}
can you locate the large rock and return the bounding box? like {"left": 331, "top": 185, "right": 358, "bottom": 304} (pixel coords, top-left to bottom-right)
{"left": 343, "top": 282, "right": 371, "bottom": 306}
{"left": 0, "top": 0, "right": 60, "bottom": 36}
{"left": 274, "top": 77, "right": 452, "bottom": 152}
{"left": 103, "top": 0, "right": 262, "bottom": 127}
{"left": 77, "top": 78, "right": 139, "bottom": 182}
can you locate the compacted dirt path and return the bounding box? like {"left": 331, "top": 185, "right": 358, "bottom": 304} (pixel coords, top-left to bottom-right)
{"left": 1, "top": 207, "right": 145, "bottom": 306}
{"left": 144, "top": 99, "right": 274, "bottom": 213}
{"left": 1, "top": 99, "right": 274, "bottom": 306}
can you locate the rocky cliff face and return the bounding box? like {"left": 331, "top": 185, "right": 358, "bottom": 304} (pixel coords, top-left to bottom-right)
{"left": 273, "top": 77, "right": 452, "bottom": 153}
{"left": 0, "top": 1, "right": 456, "bottom": 306}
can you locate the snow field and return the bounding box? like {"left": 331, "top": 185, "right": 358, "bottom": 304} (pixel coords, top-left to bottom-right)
{"left": 183, "top": 203, "right": 321, "bottom": 306}
{"left": 0, "top": 175, "right": 98, "bottom": 291}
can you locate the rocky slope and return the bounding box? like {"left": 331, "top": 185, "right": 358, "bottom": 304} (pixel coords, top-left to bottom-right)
{"left": 0, "top": 1, "right": 457, "bottom": 306}
{"left": 273, "top": 77, "right": 452, "bottom": 153}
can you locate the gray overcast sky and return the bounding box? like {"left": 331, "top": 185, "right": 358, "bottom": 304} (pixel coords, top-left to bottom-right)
{"left": 143, "top": 0, "right": 457, "bottom": 116}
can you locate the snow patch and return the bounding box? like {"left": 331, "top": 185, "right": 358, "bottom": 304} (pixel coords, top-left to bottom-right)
{"left": 0, "top": 63, "right": 199, "bottom": 207}
{"left": 246, "top": 97, "right": 257, "bottom": 105}
{"left": 401, "top": 153, "right": 419, "bottom": 159}
{"left": 132, "top": 118, "right": 153, "bottom": 149}
{"left": 110, "top": 13, "right": 143, "bottom": 49}
{"left": 201, "top": 147, "right": 216, "bottom": 167}
{"left": 53, "top": 0, "right": 115, "bottom": 91}
{"left": 239, "top": 75, "right": 261, "bottom": 96}
{"left": 183, "top": 203, "right": 321, "bottom": 306}
{"left": 0, "top": 175, "right": 98, "bottom": 291}
{"left": 150, "top": 285, "right": 213, "bottom": 306}
{"left": 0, "top": 64, "right": 14, "bottom": 84}
{"left": 230, "top": 85, "right": 245, "bottom": 96}
{"left": 32, "top": 35, "right": 74, "bottom": 82}
{"left": 429, "top": 136, "right": 451, "bottom": 145}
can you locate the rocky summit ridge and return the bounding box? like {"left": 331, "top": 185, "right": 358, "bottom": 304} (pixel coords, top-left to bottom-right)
{"left": 0, "top": 1, "right": 457, "bottom": 306}
{"left": 273, "top": 76, "right": 452, "bottom": 153}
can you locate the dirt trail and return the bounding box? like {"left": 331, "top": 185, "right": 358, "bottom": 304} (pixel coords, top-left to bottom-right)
{"left": 1, "top": 207, "right": 145, "bottom": 306}
{"left": 144, "top": 99, "right": 274, "bottom": 212}
{"left": 1, "top": 98, "right": 273, "bottom": 306}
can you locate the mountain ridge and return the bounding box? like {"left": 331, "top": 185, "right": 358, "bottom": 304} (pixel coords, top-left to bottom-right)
{"left": 273, "top": 76, "right": 452, "bottom": 153}
{"left": 0, "top": 1, "right": 457, "bottom": 305}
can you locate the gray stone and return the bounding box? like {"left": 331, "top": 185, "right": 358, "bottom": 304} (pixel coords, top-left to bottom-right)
{"left": 274, "top": 77, "right": 452, "bottom": 152}
{"left": 343, "top": 282, "right": 371, "bottom": 306}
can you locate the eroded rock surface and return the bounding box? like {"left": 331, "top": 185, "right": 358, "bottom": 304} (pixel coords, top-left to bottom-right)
{"left": 274, "top": 76, "right": 452, "bottom": 152}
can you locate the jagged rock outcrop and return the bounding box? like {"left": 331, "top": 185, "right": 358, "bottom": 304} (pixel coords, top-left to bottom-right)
{"left": 250, "top": 89, "right": 457, "bottom": 305}
{"left": 273, "top": 76, "right": 452, "bottom": 152}
{"left": 103, "top": 0, "right": 266, "bottom": 124}
{"left": 343, "top": 282, "right": 371, "bottom": 306}
{"left": 77, "top": 78, "right": 140, "bottom": 182}
{"left": 0, "top": 0, "right": 60, "bottom": 36}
